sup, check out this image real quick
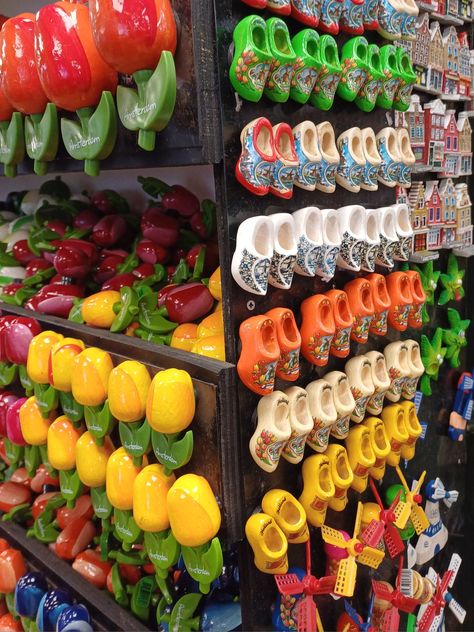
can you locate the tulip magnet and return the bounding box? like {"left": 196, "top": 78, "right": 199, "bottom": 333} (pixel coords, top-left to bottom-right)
{"left": 49, "top": 338, "right": 86, "bottom": 425}
{"left": 27, "top": 331, "right": 64, "bottom": 417}
{"left": 0, "top": 113, "right": 25, "bottom": 178}
{"left": 0, "top": 317, "right": 41, "bottom": 394}
{"left": 147, "top": 369, "right": 195, "bottom": 474}
{"left": 47, "top": 416, "right": 83, "bottom": 507}
{"left": 19, "top": 397, "right": 56, "bottom": 477}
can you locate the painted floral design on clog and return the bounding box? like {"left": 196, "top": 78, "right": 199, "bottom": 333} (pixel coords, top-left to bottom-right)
{"left": 352, "top": 394, "right": 370, "bottom": 419}
{"left": 252, "top": 360, "right": 278, "bottom": 393}
{"left": 319, "top": 158, "right": 338, "bottom": 189}
{"left": 282, "top": 432, "right": 307, "bottom": 461}
{"left": 395, "top": 82, "right": 414, "bottom": 110}
{"left": 391, "top": 304, "right": 410, "bottom": 329}
{"left": 341, "top": 59, "right": 367, "bottom": 94}
{"left": 337, "top": 137, "right": 363, "bottom": 189}
{"left": 294, "top": 131, "right": 320, "bottom": 190}
{"left": 266, "top": 62, "right": 295, "bottom": 96}
{"left": 278, "top": 349, "right": 300, "bottom": 378}
{"left": 253, "top": 429, "right": 285, "bottom": 467}
{"left": 340, "top": 0, "right": 363, "bottom": 30}
{"left": 296, "top": 234, "right": 321, "bottom": 276}
{"left": 351, "top": 314, "right": 372, "bottom": 344}
{"left": 377, "top": 0, "right": 402, "bottom": 37}
{"left": 292, "top": 61, "right": 319, "bottom": 98}
{"left": 368, "top": 390, "right": 385, "bottom": 413}
{"left": 271, "top": 160, "right": 298, "bottom": 197}
{"left": 359, "top": 242, "right": 378, "bottom": 272}
{"left": 320, "top": 0, "right": 343, "bottom": 32}
{"left": 377, "top": 137, "right": 399, "bottom": 185}
{"left": 339, "top": 232, "right": 362, "bottom": 270}
{"left": 363, "top": 0, "right": 379, "bottom": 28}
{"left": 269, "top": 251, "right": 296, "bottom": 289}
{"left": 379, "top": 74, "right": 400, "bottom": 106}
{"left": 357, "top": 76, "right": 382, "bottom": 109}
{"left": 331, "top": 326, "right": 351, "bottom": 356}
{"left": 235, "top": 52, "right": 271, "bottom": 94}
{"left": 361, "top": 161, "right": 379, "bottom": 189}
{"left": 307, "top": 424, "right": 331, "bottom": 451}
{"left": 316, "top": 245, "right": 339, "bottom": 280}
{"left": 312, "top": 69, "right": 340, "bottom": 109}
{"left": 371, "top": 310, "right": 388, "bottom": 335}
{"left": 403, "top": 376, "right": 419, "bottom": 399}
{"left": 306, "top": 333, "right": 333, "bottom": 365}
{"left": 331, "top": 414, "right": 350, "bottom": 439}
{"left": 269, "top": 0, "right": 292, "bottom": 9}
{"left": 377, "top": 235, "right": 396, "bottom": 268}
{"left": 238, "top": 248, "right": 271, "bottom": 295}
{"left": 238, "top": 129, "right": 275, "bottom": 192}
{"left": 393, "top": 235, "right": 412, "bottom": 261}
{"left": 409, "top": 304, "right": 423, "bottom": 328}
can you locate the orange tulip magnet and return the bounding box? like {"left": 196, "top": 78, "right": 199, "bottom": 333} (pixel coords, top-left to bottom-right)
{"left": 344, "top": 278, "right": 374, "bottom": 344}
{"left": 326, "top": 290, "right": 353, "bottom": 358}
{"left": 366, "top": 273, "right": 391, "bottom": 336}
{"left": 237, "top": 316, "right": 280, "bottom": 395}
{"left": 300, "top": 294, "right": 336, "bottom": 366}
{"left": 386, "top": 272, "right": 412, "bottom": 331}
{"left": 266, "top": 308, "right": 301, "bottom": 381}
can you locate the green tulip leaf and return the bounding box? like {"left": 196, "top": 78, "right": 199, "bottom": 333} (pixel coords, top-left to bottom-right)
{"left": 58, "top": 391, "right": 84, "bottom": 424}
{"left": 59, "top": 469, "right": 83, "bottom": 507}
{"left": 111, "top": 562, "right": 129, "bottom": 607}
{"left": 181, "top": 537, "right": 224, "bottom": 594}
{"left": 0, "top": 362, "right": 18, "bottom": 387}
{"left": 24, "top": 445, "right": 42, "bottom": 477}
{"left": 91, "top": 486, "right": 113, "bottom": 522}
{"left": 0, "top": 113, "right": 25, "bottom": 177}
{"left": 84, "top": 400, "right": 114, "bottom": 444}
{"left": 144, "top": 529, "right": 180, "bottom": 579}
{"left": 113, "top": 508, "right": 142, "bottom": 549}
{"left": 119, "top": 420, "right": 151, "bottom": 463}
{"left": 3, "top": 439, "right": 23, "bottom": 468}
{"left": 1, "top": 502, "right": 31, "bottom": 523}
{"left": 169, "top": 594, "right": 202, "bottom": 632}
{"left": 151, "top": 429, "right": 194, "bottom": 474}
{"left": 18, "top": 364, "right": 33, "bottom": 396}
{"left": 33, "top": 382, "right": 58, "bottom": 417}
{"left": 24, "top": 104, "right": 59, "bottom": 176}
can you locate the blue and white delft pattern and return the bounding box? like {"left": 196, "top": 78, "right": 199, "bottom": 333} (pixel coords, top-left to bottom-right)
{"left": 376, "top": 235, "right": 396, "bottom": 267}
{"left": 398, "top": 164, "right": 412, "bottom": 187}
{"left": 337, "top": 137, "right": 364, "bottom": 189}
{"left": 317, "top": 244, "right": 339, "bottom": 280}
{"left": 307, "top": 424, "right": 331, "bottom": 451}
{"left": 377, "top": 0, "right": 402, "bottom": 37}
{"left": 331, "top": 414, "right": 350, "bottom": 439}
{"left": 238, "top": 248, "right": 271, "bottom": 294}
{"left": 362, "top": 0, "right": 378, "bottom": 25}
{"left": 283, "top": 432, "right": 307, "bottom": 460}
{"left": 340, "top": 0, "right": 363, "bottom": 30}
{"left": 294, "top": 132, "right": 320, "bottom": 190}
{"left": 339, "top": 231, "right": 363, "bottom": 270}
{"left": 269, "top": 250, "right": 296, "bottom": 288}
{"left": 377, "top": 137, "right": 400, "bottom": 185}
{"left": 271, "top": 160, "right": 298, "bottom": 196}
{"left": 296, "top": 234, "right": 321, "bottom": 276}
{"left": 320, "top": 0, "right": 343, "bottom": 29}
{"left": 361, "top": 161, "right": 379, "bottom": 189}
{"left": 353, "top": 395, "right": 370, "bottom": 419}
{"left": 319, "top": 158, "right": 338, "bottom": 190}
{"left": 393, "top": 235, "right": 412, "bottom": 261}
{"left": 400, "top": 13, "right": 416, "bottom": 39}
{"left": 293, "top": 66, "right": 319, "bottom": 97}
{"left": 239, "top": 129, "right": 274, "bottom": 189}
{"left": 359, "top": 241, "right": 378, "bottom": 272}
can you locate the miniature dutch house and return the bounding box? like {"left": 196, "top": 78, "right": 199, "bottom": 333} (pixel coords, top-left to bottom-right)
{"left": 459, "top": 0, "right": 473, "bottom": 20}
{"left": 458, "top": 32, "right": 471, "bottom": 98}
{"left": 438, "top": 178, "right": 457, "bottom": 245}
{"left": 455, "top": 182, "right": 473, "bottom": 246}
{"left": 412, "top": 14, "right": 430, "bottom": 86}
{"left": 427, "top": 22, "right": 444, "bottom": 93}
{"left": 408, "top": 181, "right": 430, "bottom": 252}
{"left": 457, "top": 112, "right": 473, "bottom": 175}
{"left": 407, "top": 95, "right": 426, "bottom": 163}
{"left": 446, "top": 0, "right": 460, "bottom": 18}
{"left": 423, "top": 98, "right": 446, "bottom": 168}
{"left": 425, "top": 180, "right": 445, "bottom": 249}
{"left": 442, "top": 26, "right": 460, "bottom": 97}
{"left": 443, "top": 109, "right": 460, "bottom": 176}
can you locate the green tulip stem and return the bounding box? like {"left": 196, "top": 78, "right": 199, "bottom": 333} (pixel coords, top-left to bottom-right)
{"left": 58, "top": 391, "right": 84, "bottom": 425}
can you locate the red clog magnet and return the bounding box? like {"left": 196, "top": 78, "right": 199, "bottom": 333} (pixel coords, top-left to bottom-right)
{"left": 326, "top": 289, "right": 353, "bottom": 358}
{"left": 406, "top": 270, "right": 426, "bottom": 329}
{"left": 386, "top": 271, "right": 412, "bottom": 331}
{"left": 366, "top": 273, "right": 391, "bottom": 336}
{"left": 237, "top": 316, "right": 280, "bottom": 395}
{"left": 344, "top": 278, "right": 375, "bottom": 344}
{"left": 266, "top": 308, "right": 301, "bottom": 381}
{"left": 300, "top": 294, "right": 336, "bottom": 366}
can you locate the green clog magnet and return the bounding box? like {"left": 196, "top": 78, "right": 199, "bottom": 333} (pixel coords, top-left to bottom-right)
{"left": 355, "top": 44, "right": 383, "bottom": 112}
{"left": 264, "top": 18, "right": 297, "bottom": 103}
{"left": 229, "top": 15, "right": 272, "bottom": 103}
{"left": 376, "top": 45, "right": 401, "bottom": 110}
{"left": 24, "top": 104, "right": 59, "bottom": 176}
{"left": 0, "top": 113, "right": 25, "bottom": 178}
{"left": 392, "top": 48, "right": 417, "bottom": 112}
{"left": 337, "top": 36, "right": 368, "bottom": 102}
{"left": 309, "top": 35, "right": 341, "bottom": 110}
{"left": 290, "top": 30, "right": 320, "bottom": 104}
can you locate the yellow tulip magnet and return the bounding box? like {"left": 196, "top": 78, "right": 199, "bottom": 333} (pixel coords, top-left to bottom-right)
{"left": 27, "top": 331, "right": 63, "bottom": 417}
{"left": 47, "top": 415, "right": 83, "bottom": 507}
{"left": 49, "top": 337, "right": 85, "bottom": 424}
{"left": 19, "top": 396, "right": 56, "bottom": 476}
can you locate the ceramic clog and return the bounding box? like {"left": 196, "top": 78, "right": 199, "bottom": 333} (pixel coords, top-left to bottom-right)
{"left": 376, "top": 127, "right": 402, "bottom": 188}
{"left": 399, "top": 0, "right": 418, "bottom": 40}
{"left": 393, "top": 202, "right": 413, "bottom": 260}
{"left": 262, "top": 489, "right": 309, "bottom": 544}
{"left": 363, "top": 415, "right": 391, "bottom": 480}
{"left": 338, "top": 37, "right": 368, "bottom": 101}
{"left": 345, "top": 355, "right": 375, "bottom": 422}
{"left": 397, "top": 129, "right": 416, "bottom": 187}
{"left": 336, "top": 127, "right": 366, "bottom": 193}
{"left": 376, "top": 46, "right": 401, "bottom": 109}
{"left": 293, "top": 206, "right": 323, "bottom": 276}
{"left": 384, "top": 340, "right": 411, "bottom": 402}
{"left": 236, "top": 117, "right": 276, "bottom": 196}
{"left": 326, "top": 444, "right": 354, "bottom": 511}
{"left": 231, "top": 215, "right": 273, "bottom": 295}
{"left": 245, "top": 513, "right": 289, "bottom": 574}
{"left": 291, "top": 0, "right": 320, "bottom": 26}
{"left": 393, "top": 49, "right": 417, "bottom": 113}
{"left": 375, "top": 206, "right": 399, "bottom": 268}
{"left": 319, "top": 0, "right": 344, "bottom": 33}
{"left": 268, "top": 213, "right": 297, "bottom": 288}
{"left": 317, "top": 208, "right": 342, "bottom": 281}
{"left": 386, "top": 271, "right": 412, "bottom": 331}
{"left": 325, "top": 371, "right": 356, "bottom": 439}
{"left": 230, "top": 16, "right": 273, "bottom": 103}
{"left": 306, "top": 379, "right": 338, "bottom": 452}
{"left": 376, "top": 0, "right": 404, "bottom": 40}
{"left": 270, "top": 124, "right": 299, "bottom": 199}
{"left": 337, "top": 205, "right": 366, "bottom": 272}
{"left": 291, "top": 30, "right": 320, "bottom": 104}
{"left": 299, "top": 454, "right": 335, "bottom": 527}
{"left": 326, "top": 289, "right": 353, "bottom": 358}
{"left": 403, "top": 339, "right": 424, "bottom": 399}
{"left": 300, "top": 294, "right": 335, "bottom": 366}
{"left": 293, "top": 121, "right": 321, "bottom": 191}
{"left": 406, "top": 271, "right": 426, "bottom": 329}
{"left": 344, "top": 277, "right": 375, "bottom": 344}
{"left": 366, "top": 272, "right": 391, "bottom": 336}
{"left": 381, "top": 403, "right": 408, "bottom": 466}
{"left": 345, "top": 425, "right": 376, "bottom": 492}
{"left": 250, "top": 391, "right": 291, "bottom": 472}
{"left": 360, "top": 208, "right": 381, "bottom": 273}
{"left": 315, "top": 122, "right": 340, "bottom": 193}
{"left": 363, "top": 0, "right": 380, "bottom": 29}
{"left": 268, "top": 0, "right": 292, "bottom": 14}
{"left": 365, "top": 350, "right": 391, "bottom": 415}
{"left": 360, "top": 127, "right": 382, "bottom": 191}
{"left": 264, "top": 18, "right": 297, "bottom": 102}
{"left": 266, "top": 308, "right": 301, "bottom": 381}
{"left": 399, "top": 400, "right": 422, "bottom": 460}
{"left": 238, "top": 315, "right": 280, "bottom": 395}
{"left": 310, "top": 35, "right": 341, "bottom": 110}
{"left": 356, "top": 45, "right": 384, "bottom": 113}
{"left": 339, "top": 0, "right": 364, "bottom": 34}
{"left": 281, "top": 386, "right": 313, "bottom": 463}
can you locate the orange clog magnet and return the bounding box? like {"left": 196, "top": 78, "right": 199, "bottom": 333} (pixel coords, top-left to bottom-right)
{"left": 326, "top": 289, "right": 353, "bottom": 358}
{"left": 300, "top": 294, "right": 336, "bottom": 366}
{"left": 366, "top": 273, "right": 391, "bottom": 336}
{"left": 266, "top": 308, "right": 301, "bottom": 381}
{"left": 386, "top": 271, "right": 412, "bottom": 331}
{"left": 344, "top": 278, "right": 374, "bottom": 344}
{"left": 406, "top": 270, "right": 426, "bottom": 329}
{"left": 237, "top": 316, "right": 280, "bottom": 395}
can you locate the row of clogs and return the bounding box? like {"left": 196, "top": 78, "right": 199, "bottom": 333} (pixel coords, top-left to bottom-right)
{"left": 236, "top": 119, "right": 415, "bottom": 198}
{"left": 232, "top": 205, "right": 415, "bottom": 295}
{"left": 249, "top": 339, "right": 424, "bottom": 471}
{"left": 240, "top": 0, "right": 419, "bottom": 40}
{"left": 231, "top": 21, "right": 415, "bottom": 112}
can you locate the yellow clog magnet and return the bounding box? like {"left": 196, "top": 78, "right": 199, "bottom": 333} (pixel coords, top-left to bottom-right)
{"left": 326, "top": 444, "right": 354, "bottom": 512}
{"left": 108, "top": 360, "right": 151, "bottom": 423}
{"left": 381, "top": 403, "right": 409, "bottom": 467}
{"left": 133, "top": 464, "right": 175, "bottom": 533}
{"left": 299, "top": 454, "right": 336, "bottom": 527}
{"left": 27, "top": 331, "right": 64, "bottom": 384}
{"left": 245, "top": 513, "right": 288, "bottom": 575}
{"left": 146, "top": 369, "right": 195, "bottom": 434}
{"left": 261, "top": 489, "right": 308, "bottom": 544}
{"left": 345, "top": 425, "right": 376, "bottom": 493}
{"left": 75, "top": 431, "right": 115, "bottom": 488}
{"left": 363, "top": 416, "right": 391, "bottom": 480}
{"left": 399, "top": 400, "right": 422, "bottom": 460}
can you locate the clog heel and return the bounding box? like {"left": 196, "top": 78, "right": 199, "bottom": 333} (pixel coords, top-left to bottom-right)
{"left": 376, "top": 127, "right": 402, "bottom": 188}
{"left": 337, "top": 205, "right": 366, "bottom": 272}
{"left": 306, "top": 378, "right": 338, "bottom": 452}
{"left": 399, "top": 400, "right": 422, "bottom": 460}
{"left": 360, "top": 208, "right": 381, "bottom": 273}
{"left": 366, "top": 273, "right": 391, "bottom": 336}
{"left": 293, "top": 121, "right": 321, "bottom": 192}
{"left": 300, "top": 293, "right": 335, "bottom": 366}
{"left": 326, "top": 444, "right": 354, "bottom": 511}
{"left": 393, "top": 202, "right": 413, "bottom": 260}
{"left": 365, "top": 350, "right": 391, "bottom": 415}
{"left": 403, "top": 339, "right": 424, "bottom": 399}
{"left": 363, "top": 0, "right": 380, "bottom": 30}
{"left": 393, "top": 48, "right": 416, "bottom": 112}
{"left": 345, "top": 355, "right": 375, "bottom": 422}
{"left": 266, "top": 307, "right": 301, "bottom": 381}
{"left": 376, "top": 205, "right": 399, "bottom": 268}
{"left": 344, "top": 277, "right": 375, "bottom": 345}
{"left": 230, "top": 16, "right": 273, "bottom": 103}
{"left": 270, "top": 124, "right": 298, "bottom": 199}
{"left": 281, "top": 386, "right": 313, "bottom": 464}
{"left": 318, "top": 208, "right": 341, "bottom": 281}
{"left": 291, "top": 31, "right": 320, "bottom": 104}
{"left": 376, "top": 0, "right": 404, "bottom": 39}
{"left": 291, "top": 0, "right": 320, "bottom": 27}
{"left": 262, "top": 489, "right": 309, "bottom": 543}
{"left": 316, "top": 122, "right": 340, "bottom": 193}
{"left": 340, "top": 0, "right": 364, "bottom": 34}
{"left": 376, "top": 46, "right": 401, "bottom": 110}
{"left": 360, "top": 127, "right": 382, "bottom": 191}
{"left": 363, "top": 416, "right": 391, "bottom": 480}
{"left": 326, "top": 289, "right": 353, "bottom": 358}
{"left": 268, "top": 212, "right": 297, "bottom": 289}
{"left": 406, "top": 271, "right": 426, "bottom": 329}
{"left": 293, "top": 206, "right": 323, "bottom": 277}
{"left": 399, "top": 0, "right": 418, "bottom": 40}
{"left": 238, "top": 315, "right": 280, "bottom": 395}
{"left": 236, "top": 117, "right": 276, "bottom": 196}
{"left": 356, "top": 44, "right": 384, "bottom": 113}
{"left": 325, "top": 371, "right": 356, "bottom": 439}
{"left": 250, "top": 391, "right": 291, "bottom": 472}
{"left": 245, "top": 513, "right": 289, "bottom": 574}
{"left": 336, "top": 127, "right": 366, "bottom": 192}
{"left": 338, "top": 37, "right": 369, "bottom": 102}
{"left": 319, "top": 0, "right": 343, "bottom": 33}
{"left": 386, "top": 271, "right": 412, "bottom": 331}
{"left": 299, "top": 454, "right": 335, "bottom": 527}
{"left": 345, "top": 425, "right": 376, "bottom": 492}
{"left": 268, "top": 0, "right": 292, "bottom": 14}
{"left": 231, "top": 216, "right": 273, "bottom": 295}
{"left": 381, "top": 403, "right": 408, "bottom": 466}
{"left": 384, "top": 340, "right": 410, "bottom": 402}
{"left": 396, "top": 129, "right": 416, "bottom": 187}
{"left": 264, "top": 18, "right": 297, "bottom": 102}
{"left": 310, "top": 35, "right": 341, "bottom": 111}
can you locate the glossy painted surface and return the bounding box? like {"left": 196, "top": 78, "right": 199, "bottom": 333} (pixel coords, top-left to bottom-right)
{"left": 19, "top": 396, "right": 54, "bottom": 446}
{"left": 146, "top": 368, "right": 195, "bottom": 433}
{"left": 106, "top": 446, "right": 146, "bottom": 510}
{"left": 133, "top": 463, "right": 175, "bottom": 531}
{"left": 108, "top": 360, "right": 151, "bottom": 423}
{"left": 75, "top": 431, "right": 114, "bottom": 487}
{"left": 27, "top": 331, "right": 64, "bottom": 385}
{"left": 48, "top": 338, "right": 86, "bottom": 392}
{"left": 48, "top": 415, "right": 81, "bottom": 470}
{"left": 71, "top": 347, "right": 113, "bottom": 407}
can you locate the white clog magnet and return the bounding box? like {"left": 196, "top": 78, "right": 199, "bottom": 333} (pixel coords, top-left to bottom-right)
{"left": 317, "top": 208, "right": 341, "bottom": 281}
{"left": 384, "top": 340, "right": 411, "bottom": 402}
{"left": 360, "top": 127, "right": 382, "bottom": 192}
{"left": 365, "top": 350, "right": 391, "bottom": 415}
{"left": 250, "top": 391, "right": 292, "bottom": 473}
{"left": 268, "top": 213, "right": 297, "bottom": 290}
{"left": 403, "top": 339, "right": 425, "bottom": 399}
{"left": 360, "top": 207, "right": 380, "bottom": 273}
{"left": 337, "top": 205, "right": 366, "bottom": 272}
{"left": 393, "top": 203, "right": 413, "bottom": 261}
{"left": 281, "top": 386, "right": 314, "bottom": 464}
{"left": 325, "top": 371, "right": 356, "bottom": 439}
{"left": 305, "top": 379, "right": 338, "bottom": 453}
{"left": 345, "top": 355, "right": 375, "bottom": 422}
{"left": 231, "top": 216, "right": 274, "bottom": 295}
{"left": 293, "top": 121, "right": 322, "bottom": 192}
{"left": 316, "top": 121, "right": 340, "bottom": 193}
{"left": 292, "top": 206, "right": 323, "bottom": 277}
{"left": 375, "top": 206, "right": 399, "bottom": 269}
{"left": 336, "top": 126, "right": 366, "bottom": 193}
